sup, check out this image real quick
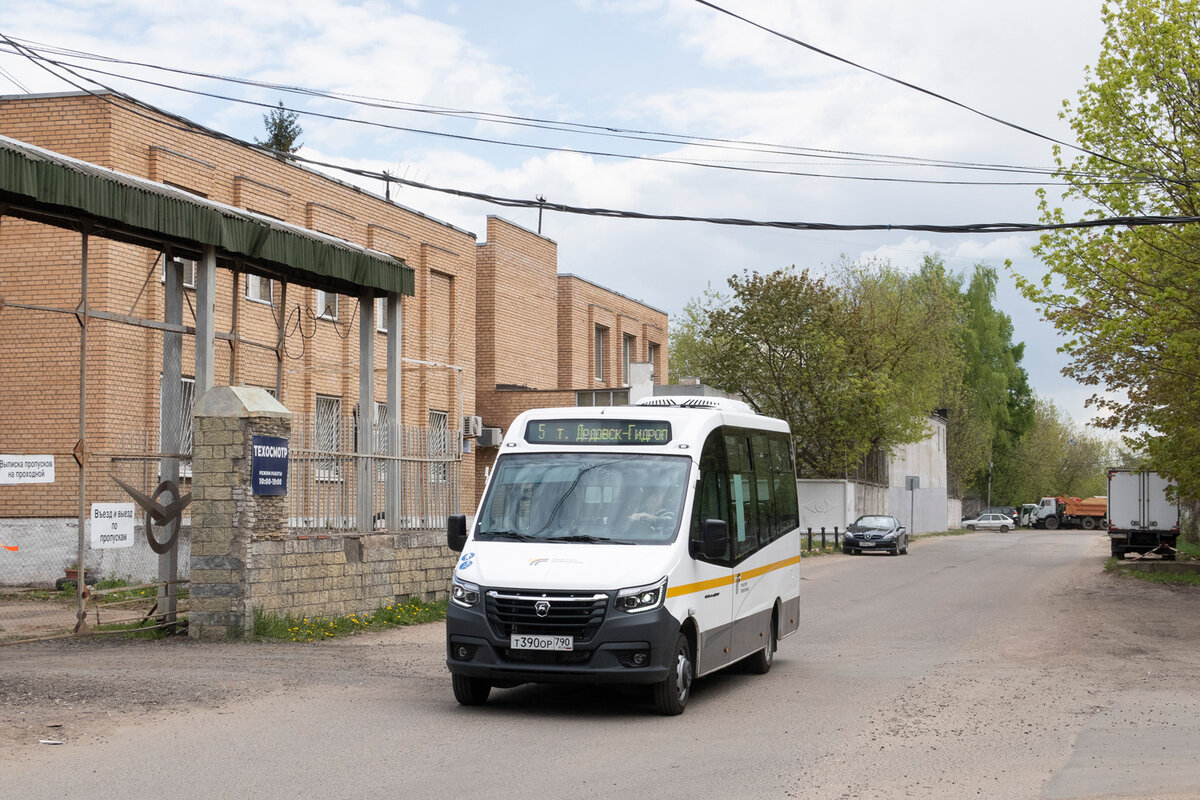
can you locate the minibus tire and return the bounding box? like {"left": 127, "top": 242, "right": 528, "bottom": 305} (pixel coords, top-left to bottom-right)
{"left": 452, "top": 674, "right": 491, "bottom": 706}
{"left": 654, "top": 632, "right": 694, "bottom": 716}
{"left": 746, "top": 614, "right": 776, "bottom": 675}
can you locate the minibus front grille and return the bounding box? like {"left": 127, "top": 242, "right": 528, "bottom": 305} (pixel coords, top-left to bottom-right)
{"left": 485, "top": 590, "right": 609, "bottom": 642}
{"left": 501, "top": 649, "right": 593, "bottom": 666}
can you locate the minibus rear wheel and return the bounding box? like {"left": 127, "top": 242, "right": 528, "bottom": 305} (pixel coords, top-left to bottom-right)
{"left": 654, "top": 632, "right": 694, "bottom": 716}
{"left": 452, "top": 674, "right": 492, "bottom": 706}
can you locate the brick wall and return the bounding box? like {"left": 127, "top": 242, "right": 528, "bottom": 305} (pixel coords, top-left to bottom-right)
{"left": 556, "top": 275, "right": 668, "bottom": 391}
{"left": 470, "top": 220, "right": 670, "bottom": 504}
{"left": 247, "top": 531, "right": 453, "bottom": 623}
{"left": 187, "top": 389, "right": 453, "bottom": 639}
{"left": 0, "top": 92, "right": 478, "bottom": 516}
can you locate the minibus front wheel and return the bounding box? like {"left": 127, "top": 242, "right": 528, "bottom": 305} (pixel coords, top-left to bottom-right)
{"left": 654, "top": 631, "right": 694, "bottom": 716}
{"left": 452, "top": 673, "right": 491, "bottom": 706}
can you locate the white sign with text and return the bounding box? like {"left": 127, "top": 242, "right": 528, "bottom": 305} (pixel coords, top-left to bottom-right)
{"left": 0, "top": 455, "right": 55, "bottom": 485}
{"left": 91, "top": 502, "right": 136, "bottom": 549}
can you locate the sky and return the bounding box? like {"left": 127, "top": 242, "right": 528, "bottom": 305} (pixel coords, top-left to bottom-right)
{"left": 0, "top": 0, "right": 1114, "bottom": 425}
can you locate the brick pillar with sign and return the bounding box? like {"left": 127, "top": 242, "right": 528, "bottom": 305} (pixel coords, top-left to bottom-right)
{"left": 189, "top": 386, "right": 291, "bottom": 639}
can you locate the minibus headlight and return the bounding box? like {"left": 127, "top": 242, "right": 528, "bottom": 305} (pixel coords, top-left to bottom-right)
{"left": 616, "top": 577, "right": 667, "bottom": 614}
{"left": 450, "top": 577, "right": 480, "bottom": 608}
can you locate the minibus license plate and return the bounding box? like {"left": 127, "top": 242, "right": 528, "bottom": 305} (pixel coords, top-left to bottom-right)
{"left": 511, "top": 634, "right": 573, "bottom": 651}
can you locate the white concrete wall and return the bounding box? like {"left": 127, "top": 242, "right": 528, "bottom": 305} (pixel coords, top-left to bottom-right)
{"left": 887, "top": 415, "right": 951, "bottom": 533}
{"left": 796, "top": 479, "right": 854, "bottom": 533}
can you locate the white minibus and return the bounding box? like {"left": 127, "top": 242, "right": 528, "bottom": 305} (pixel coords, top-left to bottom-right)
{"left": 445, "top": 396, "right": 802, "bottom": 715}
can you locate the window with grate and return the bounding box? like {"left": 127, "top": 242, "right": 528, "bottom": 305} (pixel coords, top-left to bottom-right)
{"left": 316, "top": 395, "right": 342, "bottom": 479}
{"left": 158, "top": 375, "right": 195, "bottom": 476}
{"left": 428, "top": 410, "right": 449, "bottom": 483}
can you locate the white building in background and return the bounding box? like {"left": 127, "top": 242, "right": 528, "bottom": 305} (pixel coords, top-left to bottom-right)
{"left": 886, "top": 414, "right": 957, "bottom": 533}
{"left": 796, "top": 414, "right": 955, "bottom": 535}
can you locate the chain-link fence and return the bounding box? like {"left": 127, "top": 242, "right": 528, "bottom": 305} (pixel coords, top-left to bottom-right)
{"left": 0, "top": 226, "right": 194, "bottom": 642}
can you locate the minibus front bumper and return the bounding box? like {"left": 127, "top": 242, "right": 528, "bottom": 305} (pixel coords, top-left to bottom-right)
{"left": 446, "top": 599, "right": 681, "bottom": 685}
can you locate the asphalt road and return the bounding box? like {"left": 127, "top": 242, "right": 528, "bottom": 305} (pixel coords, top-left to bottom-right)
{"left": 3, "top": 530, "right": 1199, "bottom": 799}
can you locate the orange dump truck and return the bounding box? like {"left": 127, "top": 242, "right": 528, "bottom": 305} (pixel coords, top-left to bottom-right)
{"left": 1031, "top": 495, "right": 1107, "bottom": 530}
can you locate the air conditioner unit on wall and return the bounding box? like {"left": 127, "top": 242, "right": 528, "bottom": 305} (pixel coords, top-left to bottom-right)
{"left": 462, "top": 415, "right": 483, "bottom": 438}
{"left": 477, "top": 427, "right": 503, "bottom": 448}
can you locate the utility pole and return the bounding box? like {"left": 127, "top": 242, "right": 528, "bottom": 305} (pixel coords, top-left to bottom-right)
{"left": 536, "top": 195, "right": 546, "bottom": 234}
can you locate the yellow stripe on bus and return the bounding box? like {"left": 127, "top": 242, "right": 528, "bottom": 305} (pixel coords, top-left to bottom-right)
{"left": 666, "top": 555, "right": 801, "bottom": 599}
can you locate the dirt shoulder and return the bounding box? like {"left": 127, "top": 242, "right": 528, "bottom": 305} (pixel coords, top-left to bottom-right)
{"left": 0, "top": 621, "right": 446, "bottom": 754}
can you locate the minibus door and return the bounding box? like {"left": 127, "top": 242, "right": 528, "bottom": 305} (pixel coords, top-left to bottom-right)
{"left": 692, "top": 521, "right": 733, "bottom": 674}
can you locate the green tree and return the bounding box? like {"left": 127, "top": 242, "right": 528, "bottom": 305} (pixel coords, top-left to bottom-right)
{"left": 673, "top": 261, "right": 962, "bottom": 477}
{"left": 1006, "top": 398, "right": 1114, "bottom": 501}
{"left": 1020, "top": 0, "right": 1200, "bottom": 500}
{"left": 959, "top": 264, "right": 1035, "bottom": 503}
{"left": 256, "top": 100, "right": 303, "bottom": 154}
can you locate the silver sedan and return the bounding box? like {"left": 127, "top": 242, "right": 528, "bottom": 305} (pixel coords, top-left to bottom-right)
{"left": 962, "top": 512, "right": 1012, "bottom": 532}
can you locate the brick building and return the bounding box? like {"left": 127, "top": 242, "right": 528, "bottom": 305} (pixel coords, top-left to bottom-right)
{"left": 0, "top": 92, "right": 668, "bottom": 542}
{"left": 473, "top": 216, "right": 668, "bottom": 492}
{"left": 0, "top": 92, "right": 476, "bottom": 536}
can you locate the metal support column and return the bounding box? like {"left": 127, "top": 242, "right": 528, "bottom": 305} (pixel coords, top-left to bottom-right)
{"left": 356, "top": 292, "right": 375, "bottom": 532}
{"left": 160, "top": 252, "right": 183, "bottom": 623}
{"left": 74, "top": 225, "right": 90, "bottom": 633}
{"left": 385, "top": 293, "right": 403, "bottom": 531}
{"left": 194, "top": 245, "right": 216, "bottom": 397}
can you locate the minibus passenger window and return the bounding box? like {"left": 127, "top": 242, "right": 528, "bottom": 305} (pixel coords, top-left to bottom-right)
{"left": 731, "top": 473, "right": 758, "bottom": 558}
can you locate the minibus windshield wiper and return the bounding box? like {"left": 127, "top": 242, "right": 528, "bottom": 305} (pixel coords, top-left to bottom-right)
{"left": 543, "top": 534, "right": 636, "bottom": 545}
{"left": 477, "top": 530, "right": 540, "bottom": 541}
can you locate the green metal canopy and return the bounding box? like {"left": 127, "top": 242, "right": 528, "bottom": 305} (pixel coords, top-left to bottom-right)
{"left": 0, "top": 133, "right": 414, "bottom": 297}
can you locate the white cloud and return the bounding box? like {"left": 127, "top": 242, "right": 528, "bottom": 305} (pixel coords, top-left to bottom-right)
{"left": 0, "top": 0, "right": 1115, "bottom": 424}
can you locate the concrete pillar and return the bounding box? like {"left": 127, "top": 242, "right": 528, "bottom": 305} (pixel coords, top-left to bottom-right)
{"left": 189, "top": 386, "right": 291, "bottom": 640}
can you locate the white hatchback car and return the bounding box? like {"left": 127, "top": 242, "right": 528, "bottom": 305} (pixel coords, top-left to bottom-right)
{"left": 963, "top": 512, "right": 1012, "bottom": 532}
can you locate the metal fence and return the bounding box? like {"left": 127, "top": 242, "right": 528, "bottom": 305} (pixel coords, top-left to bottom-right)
{"left": 289, "top": 413, "right": 461, "bottom": 532}
{"left": 0, "top": 427, "right": 189, "bottom": 643}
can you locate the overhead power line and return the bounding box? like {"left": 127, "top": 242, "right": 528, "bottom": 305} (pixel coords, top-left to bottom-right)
{"left": 0, "top": 35, "right": 1137, "bottom": 188}
{"left": 376, "top": 173, "right": 1200, "bottom": 233}
{"left": 1, "top": 32, "right": 1195, "bottom": 236}
{"left": 691, "top": 0, "right": 1184, "bottom": 188}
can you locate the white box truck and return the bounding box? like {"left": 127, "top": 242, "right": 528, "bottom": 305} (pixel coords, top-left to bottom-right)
{"left": 1106, "top": 469, "right": 1179, "bottom": 559}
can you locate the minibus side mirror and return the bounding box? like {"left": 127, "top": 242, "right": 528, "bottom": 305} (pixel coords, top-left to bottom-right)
{"left": 692, "top": 518, "right": 728, "bottom": 560}
{"left": 447, "top": 514, "right": 468, "bottom": 552}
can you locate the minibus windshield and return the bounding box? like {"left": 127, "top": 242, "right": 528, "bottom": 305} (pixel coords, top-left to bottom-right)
{"left": 475, "top": 453, "right": 691, "bottom": 545}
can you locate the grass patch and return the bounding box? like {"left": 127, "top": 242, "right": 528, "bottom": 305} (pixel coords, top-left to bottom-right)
{"left": 254, "top": 597, "right": 448, "bottom": 642}
{"left": 914, "top": 527, "right": 976, "bottom": 540}
{"left": 1177, "top": 539, "right": 1200, "bottom": 560}
{"left": 1105, "top": 557, "right": 1200, "bottom": 587}
{"left": 91, "top": 620, "right": 174, "bottom": 639}
{"left": 27, "top": 576, "right": 188, "bottom": 603}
